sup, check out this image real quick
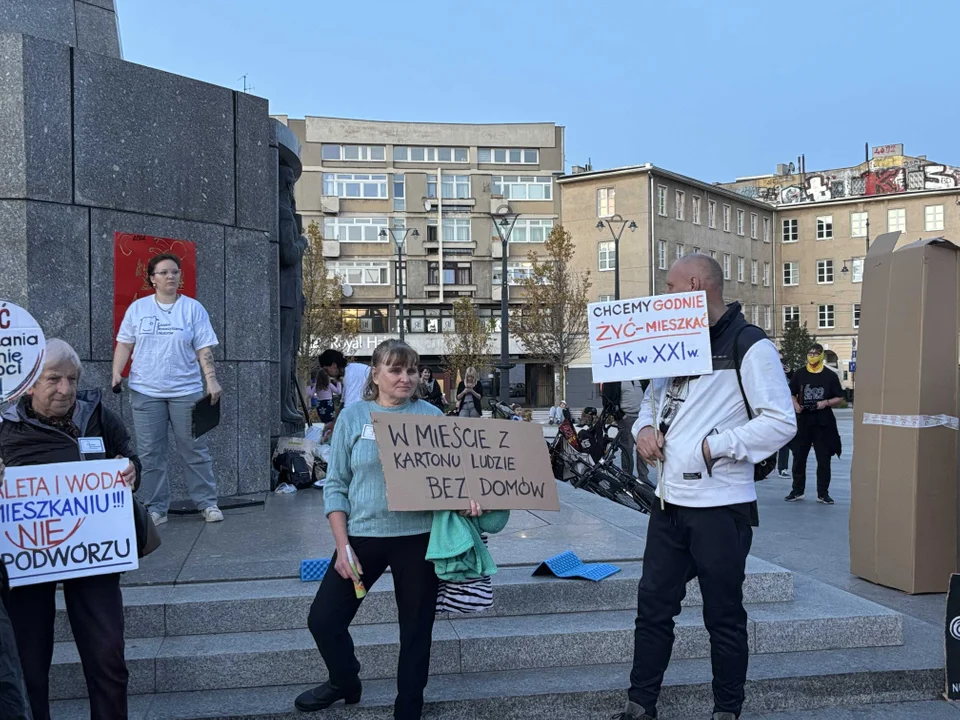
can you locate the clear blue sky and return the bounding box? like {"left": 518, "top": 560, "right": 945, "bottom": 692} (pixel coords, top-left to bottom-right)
{"left": 115, "top": 0, "right": 958, "bottom": 182}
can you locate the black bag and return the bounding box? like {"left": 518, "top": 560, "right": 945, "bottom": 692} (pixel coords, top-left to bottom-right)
{"left": 273, "top": 450, "right": 314, "bottom": 489}
{"left": 732, "top": 324, "right": 778, "bottom": 482}
{"left": 132, "top": 496, "right": 161, "bottom": 558}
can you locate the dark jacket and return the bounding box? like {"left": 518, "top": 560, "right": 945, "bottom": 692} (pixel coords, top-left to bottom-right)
{"left": 456, "top": 381, "right": 483, "bottom": 414}
{"left": 420, "top": 380, "right": 446, "bottom": 411}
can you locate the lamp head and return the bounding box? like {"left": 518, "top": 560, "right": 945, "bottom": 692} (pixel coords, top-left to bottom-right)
{"left": 596, "top": 220, "right": 605, "bottom": 230}
{"left": 628, "top": 220, "right": 638, "bottom": 231}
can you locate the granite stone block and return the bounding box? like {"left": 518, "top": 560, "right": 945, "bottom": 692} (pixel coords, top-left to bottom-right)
{"left": 89, "top": 210, "right": 226, "bottom": 362}
{"left": 0, "top": 33, "right": 72, "bottom": 202}
{"left": 73, "top": 1, "right": 119, "bottom": 57}
{"left": 49, "top": 636, "right": 159, "bottom": 700}
{"left": 0, "top": 1, "right": 76, "bottom": 48}
{"left": 268, "top": 241, "right": 280, "bottom": 361}
{"left": 73, "top": 50, "right": 235, "bottom": 224}
{"left": 269, "top": 146, "right": 279, "bottom": 243}
{"left": 55, "top": 592, "right": 165, "bottom": 642}
{"left": 237, "top": 361, "right": 273, "bottom": 493}
{"left": 235, "top": 93, "right": 274, "bottom": 232}
{"left": 0, "top": 200, "right": 90, "bottom": 357}
{"left": 77, "top": 0, "right": 116, "bottom": 13}
{"left": 225, "top": 228, "right": 273, "bottom": 361}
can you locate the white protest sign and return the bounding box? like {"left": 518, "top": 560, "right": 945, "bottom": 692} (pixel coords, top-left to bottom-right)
{"left": 0, "top": 459, "right": 138, "bottom": 587}
{"left": 588, "top": 292, "right": 713, "bottom": 383}
{"left": 0, "top": 300, "right": 46, "bottom": 404}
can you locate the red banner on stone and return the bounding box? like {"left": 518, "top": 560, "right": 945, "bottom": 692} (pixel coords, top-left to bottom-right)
{"left": 113, "top": 233, "right": 197, "bottom": 377}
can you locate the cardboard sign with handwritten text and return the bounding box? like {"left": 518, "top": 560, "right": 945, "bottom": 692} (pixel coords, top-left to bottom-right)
{"left": 372, "top": 414, "right": 560, "bottom": 511}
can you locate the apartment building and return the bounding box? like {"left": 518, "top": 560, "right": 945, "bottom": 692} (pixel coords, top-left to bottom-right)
{"left": 275, "top": 116, "right": 564, "bottom": 403}
{"left": 558, "top": 164, "right": 776, "bottom": 403}
{"left": 721, "top": 145, "right": 960, "bottom": 386}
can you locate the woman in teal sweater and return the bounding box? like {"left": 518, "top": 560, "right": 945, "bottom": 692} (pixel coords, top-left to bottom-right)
{"left": 295, "top": 339, "right": 481, "bottom": 719}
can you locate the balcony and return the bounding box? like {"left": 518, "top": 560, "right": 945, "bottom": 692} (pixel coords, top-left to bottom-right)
{"left": 423, "top": 196, "right": 477, "bottom": 211}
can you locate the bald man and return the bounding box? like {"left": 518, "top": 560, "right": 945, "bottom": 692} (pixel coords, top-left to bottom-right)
{"left": 619, "top": 254, "right": 796, "bottom": 720}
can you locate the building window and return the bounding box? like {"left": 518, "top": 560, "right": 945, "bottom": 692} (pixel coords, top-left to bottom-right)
{"left": 428, "top": 261, "right": 472, "bottom": 286}
{"left": 597, "top": 187, "right": 615, "bottom": 218}
{"left": 327, "top": 261, "right": 390, "bottom": 286}
{"left": 818, "top": 304, "right": 835, "bottom": 329}
{"left": 817, "top": 259, "right": 834, "bottom": 284}
{"left": 478, "top": 148, "right": 538, "bottom": 164}
{"left": 428, "top": 217, "right": 471, "bottom": 242}
{"left": 750, "top": 213, "right": 758, "bottom": 239}
{"left": 427, "top": 174, "right": 470, "bottom": 199}
{"left": 322, "top": 144, "right": 386, "bottom": 162}
{"left": 658, "top": 240, "right": 667, "bottom": 270}
{"left": 342, "top": 307, "right": 390, "bottom": 334}
{"left": 598, "top": 241, "right": 617, "bottom": 271}
{"left": 492, "top": 175, "right": 552, "bottom": 200}
{"left": 736, "top": 208, "right": 745, "bottom": 236}
{"left": 598, "top": 294, "right": 614, "bottom": 302}
{"left": 782, "top": 218, "right": 798, "bottom": 242}
{"left": 764, "top": 305, "right": 772, "bottom": 330}
{"left": 783, "top": 262, "right": 799, "bottom": 286}
{"left": 657, "top": 185, "right": 668, "bottom": 216}
{"left": 708, "top": 200, "right": 717, "bottom": 228}
{"left": 888, "top": 208, "right": 906, "bottom": 232}
{"left": 763, "top": 217, "right": 771, "bottom": 243}
{"left": 723, "top": 205, "right": 731, "bottom": 232}
{"left": 925, "top": 204, "right": 945, "bottom": 231}
{"left": 851, "top": 211, "right": 868, "bottom": 238}
{"left": 323, "top": 217, "right": 389, "bottom": 243}
{"left": 507, "top": 218, "right": 553, "bottom": 243}
{"left": 851, "top": 257, "right": 864, "bottom": 283}
{"left": 692, "top": 246, "right": 701, "bottom": 254}
{"left": 783, "top": 305, "right": 801, "bottom": 328}
{"left": 394, "top": 146, "right": 469, "bottom": 163}
{"left": 709, "top": 250, "right": 717, "bottom": 260}
{"left": 723, "top": 253, "right": 731, "bottom": 280}
{"left": 676, "top": 242, "right": 685, "bottom": 260}
{"left": 322, "top": 173, "right": 388, "bottom": 199}
{"left": 393, "top": 174, "right": 405, "bottom": 211}
{"left": 675, "top": 190, "right": 685, "bottom": 221}
{"left": 817, "top": 215, "right": 834, "bottom": 240}
{"left": 493, "top": 262, "right": 535, "bottom": 286}
{"left": 737, "top": 257, "right": 745, "bottom": 282}
{"left": 763, "top": 261, "right": 771, "bottom": 287}
{"left": 853, "top": 303, "right": 861, "bottom": 328}
{"left": 751, "top": 304, "right": 759, "bottom": 325}
{"left": 751, "top": 259, "right": 758, "bottom": 284}
{"left": 692, "top": 196, "right": 702, "bottom": 225}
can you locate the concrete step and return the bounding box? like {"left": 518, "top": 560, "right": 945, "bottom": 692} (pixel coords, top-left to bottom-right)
{"left": 55, "top": 557, "right": 793, "bottom": 641}
{"left": 49, "top": 617, "right": 940, "bottom": 719}
{"left": 47, "top": 576, "right": 901, "bottom": 700}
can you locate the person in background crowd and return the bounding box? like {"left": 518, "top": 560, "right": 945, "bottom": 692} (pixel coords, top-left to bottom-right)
{"left": 112, "top": 252, "right": 224, "bottom": 525}
{"left": 777, "top": 353, "right": 794, "bottom": 478}
{"left": 296, "top": 340, "right": 482, "bottom": 719}
{"left": 548, "top": 400, "right": 569, "bottom": 425}
{"left": 624, "top": 255, "right": 795, "bottom": 720}
{"left": 619, "top": 381, "right": 650, "bottom": 485}
{"left": 341, "top": 359, "right": 371, "bottom": 409}
{"left": 1, "top": 339, "right": 139, "bottom": 720}
{"left": 418, "top": 367, "right": 446, "bottom": 412}
{"left": 785, "top": 343, "right": 844, "bottom": 505}
{"left": 456, "top": 367, "right": 483, "bottom": 418}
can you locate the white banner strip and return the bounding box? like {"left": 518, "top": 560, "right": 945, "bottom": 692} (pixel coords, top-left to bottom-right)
{"left": 862, "top": 413, "right": 959, "bottom": 430}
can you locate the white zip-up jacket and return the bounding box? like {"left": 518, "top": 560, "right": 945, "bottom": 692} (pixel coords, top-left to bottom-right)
{"left": 632, "top": 304, "right": 796, "bottom": 508}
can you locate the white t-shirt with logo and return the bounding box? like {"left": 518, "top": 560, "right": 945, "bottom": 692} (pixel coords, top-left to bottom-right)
{"left": 117, "top": 295, "right": 219, "bottom": 398}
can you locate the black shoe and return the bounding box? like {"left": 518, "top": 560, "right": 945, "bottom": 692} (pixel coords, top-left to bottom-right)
{"left": 295, "top": 681, "right": 362, "bottom": 712}
{"left": 613, "top": 700, "right": 656, "bottom": 719}
{"left": 818, "top": 494, "right": 835, "bottom": 505}
{"left": 784, "top": 490, "right": 804, "bottom": 502}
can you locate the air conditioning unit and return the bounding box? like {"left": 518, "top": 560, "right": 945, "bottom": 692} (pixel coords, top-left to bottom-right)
{"left": 491, "top": 242, "right": 503, "bottom": 259}
{"left": 322, "top": 240, "right": 340, "bottom": 258}
{"left": 490, "top": 196, "right": 510, "bottom": 215}
{"left": 320, "top": 196, "right": 340, "bottom": 214}
{"left": 492, "top": 284, "right": 503, "bottom": 302}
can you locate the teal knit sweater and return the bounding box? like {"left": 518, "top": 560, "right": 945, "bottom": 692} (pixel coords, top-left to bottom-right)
{"left": 323, "top": 399, "right": 443, "bottom": 537}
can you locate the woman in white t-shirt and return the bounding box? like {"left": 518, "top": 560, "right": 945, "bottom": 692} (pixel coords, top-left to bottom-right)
{"left": 112, "top": 253, "right": 224, "bottom": 525}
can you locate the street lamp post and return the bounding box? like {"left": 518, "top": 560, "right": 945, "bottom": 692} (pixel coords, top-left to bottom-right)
{"left": 379, "top": 227, "right": 420, "bottom": 341}
{"left": 596, "top": 214, "right": 638, "bottom": 300}
{"left": 489, "top": 210, "right": 520, "bottom": 404}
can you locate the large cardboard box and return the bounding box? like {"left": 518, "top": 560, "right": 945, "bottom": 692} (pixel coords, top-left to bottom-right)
{"left": 849, "top": 232, "right": 960, "bottom": 594}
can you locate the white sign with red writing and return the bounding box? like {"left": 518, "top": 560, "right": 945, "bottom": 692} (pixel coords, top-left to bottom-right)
{"left": 872, "top": 143, "right": 903, "bottom": 158}
{"left": 588, "top": 292, "right": 713, "bottom": 383}
{"left": 0, "top": 459, "right": 138, "bottom": 587}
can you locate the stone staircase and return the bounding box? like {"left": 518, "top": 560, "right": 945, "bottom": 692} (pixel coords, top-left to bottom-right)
{"left": 49, "top": 557, "right": 940, "bottom": 719}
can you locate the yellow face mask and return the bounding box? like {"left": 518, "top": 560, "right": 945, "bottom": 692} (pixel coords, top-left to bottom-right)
{"left": 806, "top": 352, "right": 825, "bottom": 372}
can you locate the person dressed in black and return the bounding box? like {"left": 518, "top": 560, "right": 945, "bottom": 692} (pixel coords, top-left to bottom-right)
{"left": 785, "top": 343, "right": 843, "bottom": 505}
{"left": 418, "top": 367, "right": 447, "bottom": 412}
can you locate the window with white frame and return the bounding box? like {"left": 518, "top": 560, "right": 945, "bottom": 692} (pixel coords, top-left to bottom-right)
{"left": 508, "top": 218, "right": 553, "bottom": 243}
{"left": 322, "top": 144, "right": 386, "bottom": 162}
{"left": 750, "top": 213, "right": 758, "bottom": 239}
{"left": 818, "top": 304, "right": 835, "bottom": 329}
{"left": 782, "top": 218, "right": 798, "bottom": 242}
{"left": 478, "top": 148, "right": 539, "bottom": 164}
{"left": 323, "top": 173, "right": 389, "bottom": 198}
{"left": 763, "top": 261, "right": 770, "bottom": 286}
{"left": 783, "top": 305, "right": 801, "bottom": 328}
{"left": 323, "top": 217, "right": 389, "bottom": 243}
{"left": 763, "top": 216, "right": 771, "bottom": 242}
{"left": 427, "top": 174, "right": 470, "bottom": 199}
{"left": 888, "top": 208, "right": 906, "bottom": 232}
{"left": 709, "top": 250, "right": 717, "bottom": 260}
{"left": 723, "top": 205, "right": 731, "bottom": 232}
{"left": 723, "top": 253, "right": 731, "bottom": 280}
{"left": 925, "top": 204, "right": 945, "bottom": 231}
{"left": 737, "top": 256, "right": 745, "bottom": 282}
{"left": 676, "top": 242, "right": 685, "bottom": 260}
{"left": 598, "top": 294, "right": 614, "bottom": 302}
{"left": 853, "top": 303, "right": 861, "bottom": 328}
{"left": 783, "top": 262, "right": 799, "bottom": 286}
{"left": 657, "top": 185, "right": 668, "bottom": 216}
{"left": 736, "top": 208, "right": 745, "bottom": 235}
{"left": 708, "top": 200, "right": 717, "bottom": 228}
{"left": 751, "top": 259, "right": 758, "bottom": 284}
{"left": 658, "top": 240, "right": 667, "bottom": 270}
{"left": 327, "top": 261, "right": 390, "bottom": 286}
{"left": 817, "top": 215, "right": 834, "bottom": 240}
{"left": 692, "top": 246, "right": 701, "bottom": 254}
{"left": 675, "top": 190, "right": 685, "bottom": 221}
{"left": 764, "top": 305, "right": 772, "bottom": 330}
{"left": 751, "top": 304, "right": 759, "bottom": 325}
{"left": 851, "top": 257, "right": 864, "bottom": 283}
{"left": 817, "top": 259, "right": 834, "bottom": 284}
{"left": 492, "top": 262, "right": 535, "bottom": 286}
{"left": 428, "top": 217, "right": 471, "bottom": 242}
{"left": 851, "top": 211, "right": 868, "bottom": 237}
{"left": 393, "top": 174, "right": 405, "bottom": 211}
{"left": 692, "top": 196, "right": 702, "bottom": 225}
{"left": 597, "top": 187, "right": 615, "bottom": 218}
{"left": 492, "top": 175, "right": 552, "bottom": 200}
{"left": 394, "top": 146, "right": 469, "bottom": 163}
{"left": 598, "top": 241, "right": 617, "bottom": 271}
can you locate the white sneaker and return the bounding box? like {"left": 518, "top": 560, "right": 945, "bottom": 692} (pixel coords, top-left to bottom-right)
{"left": 149, "top": 511, "right": 168, "bottom": 526}
{"left": 202, "top": 506, "right": 224, "bottom": 523}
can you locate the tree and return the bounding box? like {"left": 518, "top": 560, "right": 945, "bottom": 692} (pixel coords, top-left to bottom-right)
{"left": 513, "top": 224, "right": 592, "bottom": 404}
{"left": 780, "top": 321, "right": 817, "bottom": 373}
{"left": 443, "top": 296, "right": 495, "bottom": 389}
{"left": 298, "top": 221, "right": 358, "bottom": 377}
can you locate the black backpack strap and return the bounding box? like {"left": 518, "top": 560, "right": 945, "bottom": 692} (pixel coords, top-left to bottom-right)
{"left": 732, "top": 324, "right": 754, "bottom": 421}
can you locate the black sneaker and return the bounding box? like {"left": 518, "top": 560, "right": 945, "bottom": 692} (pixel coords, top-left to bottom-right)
{"left": 818, "top": 494, "right": 835, "bottom": 505}
{"left": 784, "top": 491, "right": 804, "bottom": 502}
{"left": 613, "top": 700, "right": 655, "bottom": 720}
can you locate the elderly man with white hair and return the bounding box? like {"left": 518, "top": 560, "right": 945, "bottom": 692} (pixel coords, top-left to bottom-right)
{"left": 0, "top": 339, "right": 139, "bottom": 720}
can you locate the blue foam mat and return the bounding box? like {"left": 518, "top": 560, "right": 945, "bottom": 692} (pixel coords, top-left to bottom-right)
{"left": 300, "top": 558, "right": 331, "bottom": 582}
{"left": 532, "top": 550, "right": 620, "bottom": 582}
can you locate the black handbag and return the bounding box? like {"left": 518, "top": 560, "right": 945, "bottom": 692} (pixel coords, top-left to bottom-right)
{"left": 732, "top": 325, "right": 778, "bottom": 482}
{"left": 132, "top": 496, "right": 161, "bottom": 558}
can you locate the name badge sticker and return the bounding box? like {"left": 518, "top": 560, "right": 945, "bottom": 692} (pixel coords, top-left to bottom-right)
{"left": 78, "top": 437, "right": 106, "bottom": 455}
{"left": 361, "top": 424, "right": 376, "bottom": 441}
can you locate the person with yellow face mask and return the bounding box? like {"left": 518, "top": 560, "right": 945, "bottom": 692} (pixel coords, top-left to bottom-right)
{"left": 785, "top": 343, "right": 844, "bottom": 504}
